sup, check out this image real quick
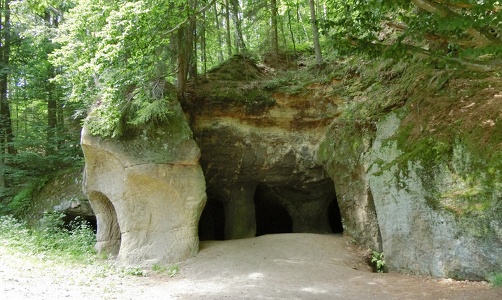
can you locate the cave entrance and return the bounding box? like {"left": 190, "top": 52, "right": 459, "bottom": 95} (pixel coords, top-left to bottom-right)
{"left": 88, "top": 191, "right": 121, "bottom": 256}
{"left": 198, "top": 198, "right": 225, "bottom": 241}
{"left": 254, "top": 185, "right": 293, "bottom": 236}
{"left": 329, "top": 196, "right": 344, "bottom": 233}
{"left": 62, "top": 214, "right": 97, "bottom": 233}
{"left": 199, "top": 179, "right": 343, "bottom": 240}
{"left": 253, "top": 182, "right": 343, "bottom": 236}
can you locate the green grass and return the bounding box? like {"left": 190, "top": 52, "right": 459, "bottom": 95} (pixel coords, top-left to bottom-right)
{"left": 488, "top": 273, "right": 502, "bottom": 287}
{"left": 0, "top": 213, "right": 96, "bottom": 263}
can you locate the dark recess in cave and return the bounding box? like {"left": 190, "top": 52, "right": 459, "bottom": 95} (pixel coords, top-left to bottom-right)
{"left": 329, "top": 196, "right": 344, "bottom": 233}
{"left": 199, "top": 199, "right": 225, "bottom": 241}
{"left": 255, "top": 195, "right": 293, "bottom": 236}
{"left": 199, "top": 181, "right": 344, "bottom": 240}
{"left": 62, "top": 214, "right": 98, "bottom": 233}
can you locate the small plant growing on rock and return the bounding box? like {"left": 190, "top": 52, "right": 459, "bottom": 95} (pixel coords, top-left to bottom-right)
{"left": 152, "top": 264, "right": 167, "bottom": 273}
{"left": 123, "top": 267, "right": 146, "bottom": 277}
{"left": 168, "top": 265, "right": 179, "bottom": 277}
{"left": 371, "top": 251, "right": 386, "bottom": 273}
{"left": 488, "top": 273, "right": 502, "bottom": 287}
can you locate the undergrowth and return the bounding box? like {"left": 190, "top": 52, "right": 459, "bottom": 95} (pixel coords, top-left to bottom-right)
{"left": 488, "top": 273, "right": 502, "bottom": 287}
{"left": 0, "top": 213, "right": 96, "bottom": 263}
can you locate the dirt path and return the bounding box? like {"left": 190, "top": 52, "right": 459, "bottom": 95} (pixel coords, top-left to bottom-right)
{"left": 1, "top": 233, "right": 501, "bottom": 299}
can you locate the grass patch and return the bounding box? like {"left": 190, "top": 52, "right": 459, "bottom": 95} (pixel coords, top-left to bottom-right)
{"left": 488, "top": 273, "right": 502, "bottom": 287}
{"left": 0, "top": 213, "right": 96, "bottom": 263}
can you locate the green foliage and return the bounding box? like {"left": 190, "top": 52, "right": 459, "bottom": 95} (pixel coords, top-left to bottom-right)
{"left": 7, "top": 177, "right": 48, "bottom": 218}
{"left": 323, "top": 0, "right": 502, "bottom": 68}
{"left": 371, "top": 250, "right": 386, "bottom": 273}
{"left": 52, "top": 0, "right": 188, "bottom": 137}
{"left": 488, "top": 273, "right": 502, "bottom": 287}
{"left": 151, "top": 264, "right": 179, "bottom": 277}
{"left": 0, "top": 213, "right": 96, "bottom": 262}
{"left": 122, "top": 267, "right": 147, "bottom": 277}
{"left": 168, "top": 265, "right": 180, "bottom": 277}
{"left": 152, "top": 264, "right": 167, "bottom": 273}
{"left": 336, "top": 57, "right": 423, "bottom": 124}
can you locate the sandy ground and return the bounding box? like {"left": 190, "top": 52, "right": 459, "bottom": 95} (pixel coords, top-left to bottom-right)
{"left": 1, "top": 233, "right": 501, "bottom": 299}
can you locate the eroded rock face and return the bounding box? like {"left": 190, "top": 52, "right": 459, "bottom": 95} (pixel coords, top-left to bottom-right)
{"left": 30, "top": 168, "right": 95, "bottom": 228}
{"left": 319, "top": 111, "right": 502, "bottom": 280}
{"left": 317, "top": 123, "right": 382, "bottom": 251}
{"left": 81, "top": 101, "right": 206, "bottom": 266}
{"left": 367, "top": 113, "right": 502, "bottom": 280}
{"left": 187, "top": 81, "right": 345, "bottom": 240}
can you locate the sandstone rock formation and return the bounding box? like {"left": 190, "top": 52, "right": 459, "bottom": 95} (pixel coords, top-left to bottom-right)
{"left": 30, "top": 168, "right": 95, "bottom": 227}
{"left": 319, "top": 109, "right": 502, "bottom": 280}
{"left": 81, "top": 101, "right": 206, "bottom": 266}
{"left": 186, "top": 60, "right": 346, "bottom": 240}
{"left": 79, "top": 56, "right": 501, "bottom": 281}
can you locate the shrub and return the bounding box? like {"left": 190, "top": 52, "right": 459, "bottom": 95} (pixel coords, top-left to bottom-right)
{"left": 371, "top": 251, "right": 386, "bottom": 273}
{"left": 488, "top": 273, "right": 502, "bottom": 287}
{"left": 0, "top": 213, "right": 96, "bottom": 262}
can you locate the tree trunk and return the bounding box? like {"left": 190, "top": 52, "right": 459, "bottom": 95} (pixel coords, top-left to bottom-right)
{"left": 201, "top": 9, "right": 207, "bottom": 78}
{"left": 45, "top": 11, "right": 57, "bottom": 156}
{"left": 270, "top": 0, "right": 279, "bottom": 57}
{"left": 297, "top": 2, "right": 309, "bottom": 44}
{"left": 309, "top": 0, "right": 323, "bottom": 64}
{"left": 287, "top": 7, "right": 296, "bottom": 55}
{"left": 188, "top": 0, "right": 197, "bottom": 81}
{"left": 224, "top": 0, "right": 232, "bottom": 56}
{"left": 230, "top": 0, "right": 246, "bottom": 53}
{"left": 0, "top": 0, "right": 14, "bottom": 189}
{"left": 177, "top": 27, "right": 189, "bottom": 98}
{"left": 213, "top": 2, "right": 224, "bottom": 62}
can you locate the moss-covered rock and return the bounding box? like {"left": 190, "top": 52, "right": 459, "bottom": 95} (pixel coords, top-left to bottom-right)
{"left": 317, "top": 57, "right": 502, "bottom": 280}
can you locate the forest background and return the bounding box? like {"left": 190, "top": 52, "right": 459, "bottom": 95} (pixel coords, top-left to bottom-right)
{"left": 0, "top": 0, "right": 501, "bottom": 217}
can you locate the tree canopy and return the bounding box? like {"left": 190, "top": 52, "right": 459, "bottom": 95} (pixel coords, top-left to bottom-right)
{"left": 0, "top": 0, "right": 501, "bottom": 214}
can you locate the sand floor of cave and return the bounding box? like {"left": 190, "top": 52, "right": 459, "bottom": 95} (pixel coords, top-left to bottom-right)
{"left": 1, "top": 233, "right": 500, "bottom": 299}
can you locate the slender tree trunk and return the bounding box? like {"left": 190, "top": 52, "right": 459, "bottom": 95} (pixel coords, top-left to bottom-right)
{"left": 309, "top": 0, "right": 323, "bottom": 64}
{"left": 188, "top": 0, "right": 198, "bottom": 81}
{"left": 279, "top": 11, "right": 288, "bottom": 51}
{"left": 213, "top": 2, "right": 224, "bottom": 62}
{"left": 224, "top": 0, "right": 232, "bottom": 56}
{"left": 270, "top": 0, "right": 279, "bottom": 57}
{"left": 201, "top": 9, "right": 207, "bottom": 78}
{"left": 230, "top": 0, "right": 246, "bottom": 53}
{"left": 297, "top": 2, "right": 309, "bottom": 44}
{"left": 287, "top": 8, "right": 297, "bottom": 55}
{"left": 177, "top": 27, "right": 189, "bottom": 98}
{"left": 45, "top": 11, "right": 57, "bottom": 156}
{"left": 0, "top": 0, "right": 14, "bottom": 189}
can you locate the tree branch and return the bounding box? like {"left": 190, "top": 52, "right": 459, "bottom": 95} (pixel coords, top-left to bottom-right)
{"left": 165, "top": 0, "right": 217, "bottom": 36}
{"left": 347, "top": 36, "right": 502, "bottom": 72}
{"left": 411, "top": 0, "right": 502, "bottom": 47}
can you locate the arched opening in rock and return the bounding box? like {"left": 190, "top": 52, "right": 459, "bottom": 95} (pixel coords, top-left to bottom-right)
{"left": 199, "top": 198, "right": 225, "bottom": 241}
{"left": 198, "top": 179, "right": 344, "bottom": 240}
{"left": 62, "top": 214, "right": 97, "bottom": 233}
{"left": 254, "top": 184, "right": 293, "bottom": 236}
{"left": 329, "top": 196, "right": 344, "bottom": 233}
{"left": 88, "top": 191, "right": 121, "bottom": 256}
{"left": 253, "top": 181, "right": 343, "bottom": 236}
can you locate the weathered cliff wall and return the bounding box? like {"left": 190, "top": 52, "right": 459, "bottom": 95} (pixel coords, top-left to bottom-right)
{"left": 317, "top": 63, "right": 502, "bottom": 280}
{"left": 81, "top": 100, "right": 206, "bottom": 266}
{"left": 79, "top": 56, "right": 501, "bottom": 280}
{"left": 365, "top": 112, "right": 502, "bottom": 279}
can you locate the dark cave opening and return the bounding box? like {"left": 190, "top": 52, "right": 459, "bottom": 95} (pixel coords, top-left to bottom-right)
{"left": 254, "top": 187, "right": 293, "bottom": 236}
{"left": 198, "top": 181, "right": 344, "bottom": 240}
{"left": 198, "top": 198, "right": 225, "bottom": 241}
{"left": 329, "top": 197, "right": 344, "bottom": 234}
{"left": 62, "top": 214, "right": 98, "bottom": 233}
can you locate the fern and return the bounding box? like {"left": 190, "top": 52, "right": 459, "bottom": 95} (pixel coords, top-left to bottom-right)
{"left": 129, "top": 98, "right": 174, "bottom": 126}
